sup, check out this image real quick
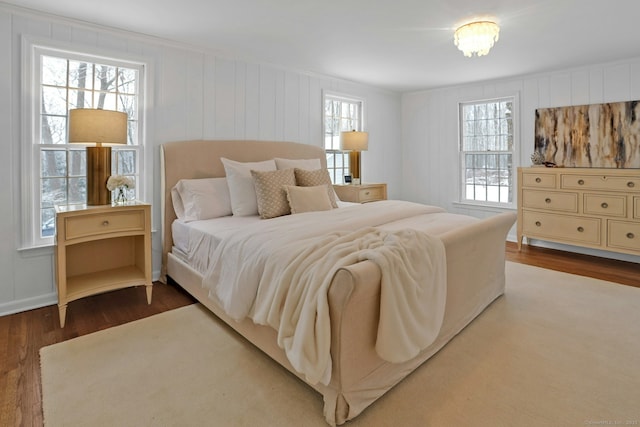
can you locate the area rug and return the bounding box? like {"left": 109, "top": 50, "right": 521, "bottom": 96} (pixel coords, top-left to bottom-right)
{"left": 40, "top": 262, "right": 640, "bottom": 426}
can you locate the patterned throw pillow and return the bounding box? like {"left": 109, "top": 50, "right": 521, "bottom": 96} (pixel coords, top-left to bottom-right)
{"left": 293, "top": 168, "right": 338, "bottom": 208}
{"left": 251, "top": 168, "right": 296, "bottom": 219}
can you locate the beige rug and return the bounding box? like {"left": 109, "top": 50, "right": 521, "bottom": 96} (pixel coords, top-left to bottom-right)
{"left": 40, "top": 262, "right": 640, "bottom": 427}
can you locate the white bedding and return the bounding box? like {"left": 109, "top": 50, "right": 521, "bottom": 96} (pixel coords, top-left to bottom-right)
{"left": 194, "top": 200, "right": 474, "bottom": 384}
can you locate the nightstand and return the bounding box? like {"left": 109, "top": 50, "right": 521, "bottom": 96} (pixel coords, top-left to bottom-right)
{"left": 54, "top": 202, "right": 152, "bottom": 327}
{"left": 333, "top": 183, "right": 387, "bottom": 203}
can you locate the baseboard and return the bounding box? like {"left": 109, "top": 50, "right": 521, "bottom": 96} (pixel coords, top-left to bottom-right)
{"left": 0, "top": 292, "right": 57, "bottom": 317}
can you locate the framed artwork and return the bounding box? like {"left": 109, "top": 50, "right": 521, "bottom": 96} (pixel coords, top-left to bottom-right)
{"left": 534, "top": 100, "right": 640, "bottom": 168}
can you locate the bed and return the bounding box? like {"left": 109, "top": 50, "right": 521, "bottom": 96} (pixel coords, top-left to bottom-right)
{"left": 160, "top": 139, "right": 516, "bottom": 425}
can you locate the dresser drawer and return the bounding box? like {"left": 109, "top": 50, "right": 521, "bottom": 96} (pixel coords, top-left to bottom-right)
{"left": 608, "top": 220, "right": 640, "bottom": 251}
{"left": 64, "top": 209, "right": 146, "bottom": 241}
{"left": 522, "top": 211, "right": 600, "bottom": 245}
{"left": 561, "top": 174, "right": 640, "bottom": 192}
{"left": 584, "top": 194, "right": 626, "bottom": 217}
{"left": 522, "top": 190, "right": 577, "bottom": 212}
{"left": 521, "top": 172, "right": 556, "bottom": 188}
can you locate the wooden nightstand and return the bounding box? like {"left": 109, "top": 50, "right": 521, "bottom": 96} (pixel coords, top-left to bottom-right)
{"left": 54, "top": 202, "right": 152, "bottom": 327}
{"left": 333, "top": 183, "right": 387, "bottom": 203}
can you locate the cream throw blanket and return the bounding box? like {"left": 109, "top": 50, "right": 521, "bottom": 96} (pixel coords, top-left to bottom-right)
{"left": 203, "top": 201, "right": 447, "bottom": 385}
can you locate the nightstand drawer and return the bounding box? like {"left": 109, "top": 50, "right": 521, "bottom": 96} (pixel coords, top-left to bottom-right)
{"left": 522, "top": 211, "right": 600, "bottom": 245}
{"left": 522, "top": 190, "right": 577, "bottom": 212}
{"left": 64, "top": 209, "right": 146, "bottom": 240}
{"left": 359, "top": 187, "right": 385, "bottom": 202}
{"left": 608, "top": 221, "right": 640, "bottom": 251}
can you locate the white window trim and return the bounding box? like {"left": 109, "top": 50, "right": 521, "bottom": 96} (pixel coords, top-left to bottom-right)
{"left": 321, "top": 90, "right": 366, "bottom": 184}
{"left": 457, "top": 93, "right": 520, "bottom": 210}
{"left": 20, "top": 36, "right": 150, "bottom": 249}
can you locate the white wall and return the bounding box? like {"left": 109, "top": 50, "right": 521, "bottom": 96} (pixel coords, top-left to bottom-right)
{"left": 0, "top": 5, "right": 401, "bottom": 315}
{"left": 401, "top": 57, "right": 640, "bottom": 262}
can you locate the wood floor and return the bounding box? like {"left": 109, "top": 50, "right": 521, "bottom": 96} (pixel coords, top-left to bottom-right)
{"left": 1, "top": 242, "right": 638, "bottom": 426}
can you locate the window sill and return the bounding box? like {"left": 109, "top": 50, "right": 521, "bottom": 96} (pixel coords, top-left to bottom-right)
{"left": 452, "top": 201, "right": 517, "bottom": 214}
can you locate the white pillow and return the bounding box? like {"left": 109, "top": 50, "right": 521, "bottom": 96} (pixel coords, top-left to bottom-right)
{"left": 221, "top": 158, "right": 277, "bottom": 216}
{"left": 274, "top": 157, "right": 321, "bottom": 171}
{"left": 172, "top": 178, "right": 232, "bottom": 222}
{"left": 284, "top": 185, "right": 333, "bottom": 214}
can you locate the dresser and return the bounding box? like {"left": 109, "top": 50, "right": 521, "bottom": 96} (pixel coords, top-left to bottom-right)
{"left": 54, "top": 202, "right": 152, "bottom": 327}
{"left": 333, "top": 183, "right": 387, "bottom": 203}
{"left": 517, "top": 167, "right": 640, "bottom": 256}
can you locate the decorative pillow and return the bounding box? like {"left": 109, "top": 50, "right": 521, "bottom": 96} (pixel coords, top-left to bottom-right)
{"left": 284, "top": 185, "right": 333, "bottom": 214}
{"left": 293, "top": 168, "right": 338, "bottom": 208}
{"left": 221, "top": 158, "right": 277, "bottom": 216}
{"left": 172, "top": 177, "right": 232, "bottom": 222}
{"left": 251, "top": 168, "right": 296, "bottom": 219}
{"left": 274, "top": 157, "right": 321, "bottom": 171}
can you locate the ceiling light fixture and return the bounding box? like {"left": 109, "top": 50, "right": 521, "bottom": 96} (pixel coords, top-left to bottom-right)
{"left": 454, "top": 21, "right": 500, "bottom": 57}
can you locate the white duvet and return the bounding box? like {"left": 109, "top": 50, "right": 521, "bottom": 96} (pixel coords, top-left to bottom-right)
{"left": 202, "top": 200, "right": 448, "bottom": 385}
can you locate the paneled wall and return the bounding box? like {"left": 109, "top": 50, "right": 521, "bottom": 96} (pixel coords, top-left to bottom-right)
{"left": 401, "top": 58, "right": 640, "bottom": 262}
{"left": 0, "top": 5, "right": 401, "bottom": 315}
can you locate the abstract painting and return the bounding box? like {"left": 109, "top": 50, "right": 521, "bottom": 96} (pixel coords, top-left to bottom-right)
{"left": 534, "top": 100, "right": 640, "bottom": 168}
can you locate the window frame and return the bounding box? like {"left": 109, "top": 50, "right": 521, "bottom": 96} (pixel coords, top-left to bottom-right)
{"left": 458, "top": 95, "right": 519, "bottom": 209}
{"left": 322, "top": 91, "right": 365, "bottom": 184}
{"left": 21, "top": 39, "right": 147, "bottom": 248}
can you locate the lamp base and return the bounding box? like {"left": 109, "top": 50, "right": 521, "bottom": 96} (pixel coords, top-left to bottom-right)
{"left": 349, "top": 150, "right": 362, "bottom": 183}
{"left": 86, "top": 146, "right": 112, "bottom": 205}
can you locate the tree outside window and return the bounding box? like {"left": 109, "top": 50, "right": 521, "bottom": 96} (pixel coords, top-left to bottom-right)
{"left": 323, "top": 93, "right": 364, "bottom": 184}
{"left": 36, "top": 50, "right": 143, "bottom": 241}
{"left": 459, "top": 98, "right": 515, "bottom": 206}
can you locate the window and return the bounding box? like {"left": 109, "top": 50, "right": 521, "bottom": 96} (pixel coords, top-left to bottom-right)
{"left": 27, "top": 45, "right": 145, "bottom": 246}
{"left": 459, "top": 97, "right": 516, "bottom": 206}
{"left": 323, "top": 92, "right": 364, "bottom": 184}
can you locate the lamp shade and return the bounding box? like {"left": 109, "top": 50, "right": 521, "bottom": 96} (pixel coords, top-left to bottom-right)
{"left": 340, "top": 130, "right": 369, "bottom": 151}
{"left": 68, "top": 109, "right": 127, "bottom": 146}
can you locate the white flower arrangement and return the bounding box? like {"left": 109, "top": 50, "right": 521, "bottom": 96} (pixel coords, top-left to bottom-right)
{"left": 106, "top": 175, "right": 135, "bottom": 191}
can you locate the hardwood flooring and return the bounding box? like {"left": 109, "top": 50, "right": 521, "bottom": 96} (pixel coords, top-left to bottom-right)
{"left": 1, "top": 243, "right": 638, "bottom": 426}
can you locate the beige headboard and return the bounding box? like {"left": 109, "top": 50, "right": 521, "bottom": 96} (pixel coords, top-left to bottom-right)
{"left": 160, "top": 139, "right": 326, "bottom": 281}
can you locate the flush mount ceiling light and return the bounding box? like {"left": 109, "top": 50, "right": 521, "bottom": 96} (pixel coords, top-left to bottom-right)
{"left": 454, "top": 21, "right": 500, "bottom": 57}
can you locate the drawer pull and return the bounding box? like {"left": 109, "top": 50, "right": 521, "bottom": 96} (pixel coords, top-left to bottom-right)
{"left": 577, "top": 226, "right": 584, "bottom": 232}
{"left": 535, "top": 221, "right": 541, "bottom": 227}
{"left": 535, "top": 177, "right": 541, "bottom": 183}
{"left": 601, "top": 202, "right": 608, "bottom": 209}
{"left": 545, "top": 198, "right": 551, "bottom": 203}
{"left": 364, "top": 191, "right": 370, "bottom": 195}
{"left": 577, "top": 179, "right": 585, "bottom": 185}
{"left": 102, "top": 220, "right": 110, "bottom": 226}
{"left": 628, "top": 233, "right": 636, "bottom": 239}
{"left": 628, "top": 181, "right": 635, "bottom": 188}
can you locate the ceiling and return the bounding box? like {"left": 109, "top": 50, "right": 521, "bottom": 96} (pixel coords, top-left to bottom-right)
{"left": 5, "top": 0, "right": 640, "bottom": 92}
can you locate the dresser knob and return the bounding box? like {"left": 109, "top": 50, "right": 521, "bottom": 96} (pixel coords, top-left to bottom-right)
{"left": 535, "top": 221, "right": 541, "bottom": 227}
{"left": 578, "top": 179, "right": 584, "bottom": 185}
{"left": 628, "top": 233, "right": 635, "bottom": 239}
{"left": 545, "top": 198, "right": 551, "bottom": 203}
{"left": 365, "top": 191, "right": 370, "bottom": 195}
{"left": 601, "top": 202, "right": 608, "bottom": 209}
{"left": 577, "top": 226, "right": 584, "bottom": 232}
{"left": 535, "top": 177, "right": 541, "bottom": 183}
{"left": 102, "top": 220, "right": 110, "bottom": 226}
{"left": 628, "top": 181, "right": 635, "bottom": 188}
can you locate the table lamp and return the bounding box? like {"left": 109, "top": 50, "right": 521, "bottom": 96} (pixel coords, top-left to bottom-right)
{"left": 340, "top": 130, "right": 368, "bottom": 184}
{"left": 68, "top": 108, "right": 127, "bottom": 205}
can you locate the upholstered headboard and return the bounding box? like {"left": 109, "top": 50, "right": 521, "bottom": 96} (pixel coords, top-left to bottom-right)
{"left": 160, "top": 139, "right": 326, "bottom": 281}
